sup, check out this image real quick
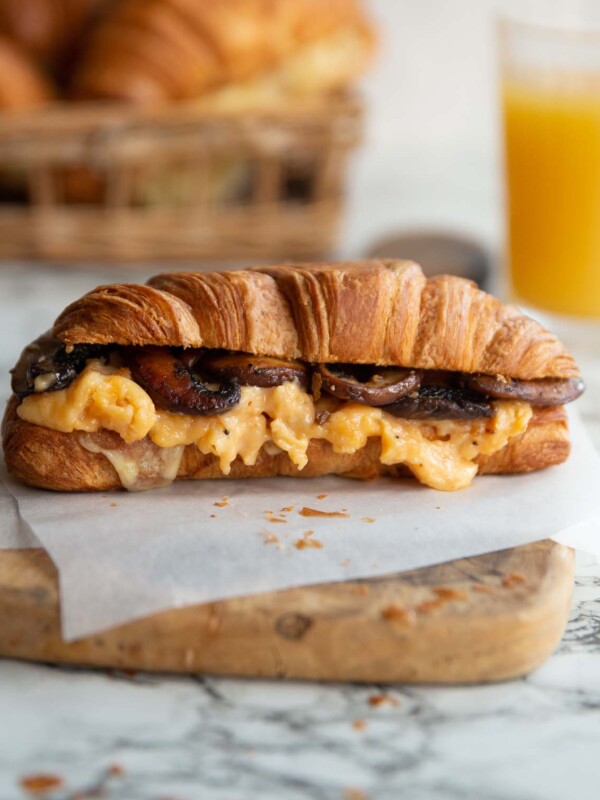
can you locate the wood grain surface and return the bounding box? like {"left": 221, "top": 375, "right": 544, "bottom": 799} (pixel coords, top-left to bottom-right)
{"left": 0, "top": 541, "right": 574, "bottom": 684}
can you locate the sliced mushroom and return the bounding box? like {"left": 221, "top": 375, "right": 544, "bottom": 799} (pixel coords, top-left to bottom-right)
{"left": 125, "top": 346, "right": 240, "bottom": 416}
{"left": 11, "top": 332, "right": 105, "bottom": 400}
{"left": 200, "top": 351, "right": 309, "bottom": 389}
{"left": 385, "top": 386, "right": 493, "bottom": 420}
{"left": 465, "top": 374, "right": 585, "bottom": 406}
{"left": 316, "top": 363, "right": 422, "bottom": 406}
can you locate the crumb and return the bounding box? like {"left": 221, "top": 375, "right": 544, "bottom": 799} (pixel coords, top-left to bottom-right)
{"left": 340, "top": 558, "right": 351, "bottom": 567}
{"left": 415, "top": 597, "right": 446, "bottom": 614}
{"left": 20, "top": 774, "right": 63, "bottom": 795}
{"left": 362, "top": 517, "right": 375, "bottom": 523}
{"left": 107, "top": 764, "right": 125, "bottom": 777}
{"left": 316, "top": 493, "right": 328, "bottom": 499}
{"left": 472, "top": 583, "right": 495, "bottom": 594}
{"left": 110, "top": 502, "right": 117, "bottom": 508}
{"left": 503, "top": 572, "right": 527, "bottom": 588}
{"left": 214, "top": 496, "right": 229, "bottom": 508}
{"left": 263, "top": 533, "right": 280, "bottom": 545}
{"left": 381, "top": 604, "right": 416, "bottom": 625}
{"left": 265, "top": 511, "right": 287, "bottom": 523}
{"left": 280, "top": 506, "right": 295, "bottom": 513}
{"left": 294, "top": 531, "right": 323, "bottom": 550}
{"left": 433, "top": 587, "right": 469, "bottom": 602}
{"left": 210, "top": 514, "right": 217, "bottom": 519}
{"left": 299, "top": 506, "right": 349, "bottom": 518}
{"left": 368, "top": 693, "right": 400, "bottom": 708}
{"left": 352, "top": 718, "right": 367, "bottom": 731}
{"left": 435, "top": 505, "right": 441, "bottom": 510}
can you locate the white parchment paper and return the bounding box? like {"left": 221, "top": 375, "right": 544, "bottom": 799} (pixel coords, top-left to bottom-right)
{"left": 1, "top": 412, "right": 599, "bottom": 641}
{"left": 0, "top": 472, "right": 37, "bottom": 549}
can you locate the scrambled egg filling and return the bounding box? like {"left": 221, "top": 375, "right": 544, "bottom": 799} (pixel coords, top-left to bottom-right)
{"left": 17, "top": 362, "right": 533, "bottom": 491}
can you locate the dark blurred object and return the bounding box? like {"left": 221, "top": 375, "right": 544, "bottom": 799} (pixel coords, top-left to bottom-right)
{"left": 367, "top": 231, "right": 491, "bottom": 289}
{"left": 0, "top": 0, "right": 116, "bottom": 84}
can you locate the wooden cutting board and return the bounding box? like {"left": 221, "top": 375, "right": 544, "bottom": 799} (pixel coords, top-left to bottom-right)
{"left": 0, "top": 541, "right": 574, "bottom": 684}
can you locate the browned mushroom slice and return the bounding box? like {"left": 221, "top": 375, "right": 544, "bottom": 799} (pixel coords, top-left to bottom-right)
{"left": 385, "top": 386, "right": 493, "bottom": 420}
{"left": 466, "top": 374, "right": 585, "bottom": 406}
{"left": 125, "top": 346, "right": 240, "bottom": 416}
{"left": 11, "top": 331, "right": 105, "bottom": 399}
{"left": 316, "top": 363, "right": 422, "bottom": 406}
{"left": 200, "top": 351, "right": 309, "bottom": 388}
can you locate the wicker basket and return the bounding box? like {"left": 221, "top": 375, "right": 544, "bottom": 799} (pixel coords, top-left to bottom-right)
{"left": 0, "top": 93, "right": 363, "bottom": 263}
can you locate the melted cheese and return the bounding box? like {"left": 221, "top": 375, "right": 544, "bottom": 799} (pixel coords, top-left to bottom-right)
{"left": 17, "top": 364, "right": 533, "bottom": 492}
{"left": 80, "top": 436, "right": 184, "bottom": 492}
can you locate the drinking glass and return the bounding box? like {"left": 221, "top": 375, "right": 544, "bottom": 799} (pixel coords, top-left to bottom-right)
{"left": 500, "top": 10, "right": 600, "bottom": 319}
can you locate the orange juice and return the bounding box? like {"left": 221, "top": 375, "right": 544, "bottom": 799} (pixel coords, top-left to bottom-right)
{"left": 504, "top": 74, "right": 600, "bottom": 317}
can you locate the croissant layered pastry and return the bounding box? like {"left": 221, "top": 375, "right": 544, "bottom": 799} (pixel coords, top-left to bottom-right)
{"left": 0, "top": 0, "right": 116, "bottom": 83}
{"left": 69, "top": 0, "right": 376, "bottom": 107}
{"left": 2, "top": 260, "right": 584, "bottom": 493}
{"left": 0, "top": 35, "right": 54, "bottom": 111}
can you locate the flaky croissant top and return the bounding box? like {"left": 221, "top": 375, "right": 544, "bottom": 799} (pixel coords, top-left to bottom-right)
{"left": 70, "top": 0, "right": 375, "bottom": 103}
{"left": 52, "top": 260, "right": 579, "bottom": 381}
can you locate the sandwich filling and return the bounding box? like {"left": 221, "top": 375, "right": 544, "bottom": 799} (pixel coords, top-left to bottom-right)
{"left": 12, "top": 336, "right": 583, "bottom": 492}
{"left": 17, "top": 359, "right": 533, "bottom": 492}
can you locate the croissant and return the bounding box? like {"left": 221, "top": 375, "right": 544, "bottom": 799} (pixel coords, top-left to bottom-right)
{"left": 0, "top": 36, "right": 54, "bottom": 110}
{"left": 0, "top": 0, "right": 115, "bottom": 81}
{"left": 69, "top": 0, "right": 376, "bottom": 106}
{"left": 2, "top": 260, "right": 583, "bottom": 493}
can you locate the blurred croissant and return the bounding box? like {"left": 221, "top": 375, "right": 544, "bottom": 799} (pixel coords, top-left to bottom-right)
{"left": 0, "top": 35, "right": 54, "bottom": 110}
{"left": 70, "top": 0, "right": 376, "bottom": 106}
{"left": 0, "top": 0, "right": 116, "bottom": 81}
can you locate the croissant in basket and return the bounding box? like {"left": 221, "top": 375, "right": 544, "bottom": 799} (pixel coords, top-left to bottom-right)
{"left": 2, "top": 260, "right": 584, "bottom": 493}
{"left": 0, "top": 0, "right": 116, "bottom": 85}
{"left": 0, "top": 35, "right": 56, "bottom": 201}
{"left": 0, "top": 35, "right": 54, "bottom": 111}
{"left": 70, "top": 0, "right": 376, "bottom": 108}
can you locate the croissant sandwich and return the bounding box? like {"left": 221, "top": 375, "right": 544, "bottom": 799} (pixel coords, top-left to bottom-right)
{"left": 2, "top": 260, "right": 584, "bottom": 493}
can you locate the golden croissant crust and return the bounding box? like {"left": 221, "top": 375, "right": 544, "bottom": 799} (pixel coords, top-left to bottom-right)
{"left": 52, "top": 259, "right": 579, "bottom": 381}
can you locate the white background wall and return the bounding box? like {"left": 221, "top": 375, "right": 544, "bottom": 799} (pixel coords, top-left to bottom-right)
{"left": 342, "top": 0, "right": 503, "bottom": 256}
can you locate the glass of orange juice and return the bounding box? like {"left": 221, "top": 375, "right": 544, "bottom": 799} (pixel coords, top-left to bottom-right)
{"left": 501, "top": 12, "right": 600, "bottom": 318}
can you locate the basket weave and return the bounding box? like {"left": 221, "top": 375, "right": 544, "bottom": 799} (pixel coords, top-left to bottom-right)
{"left": 0, "top": 94, "right": 363, "bottom": 263}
